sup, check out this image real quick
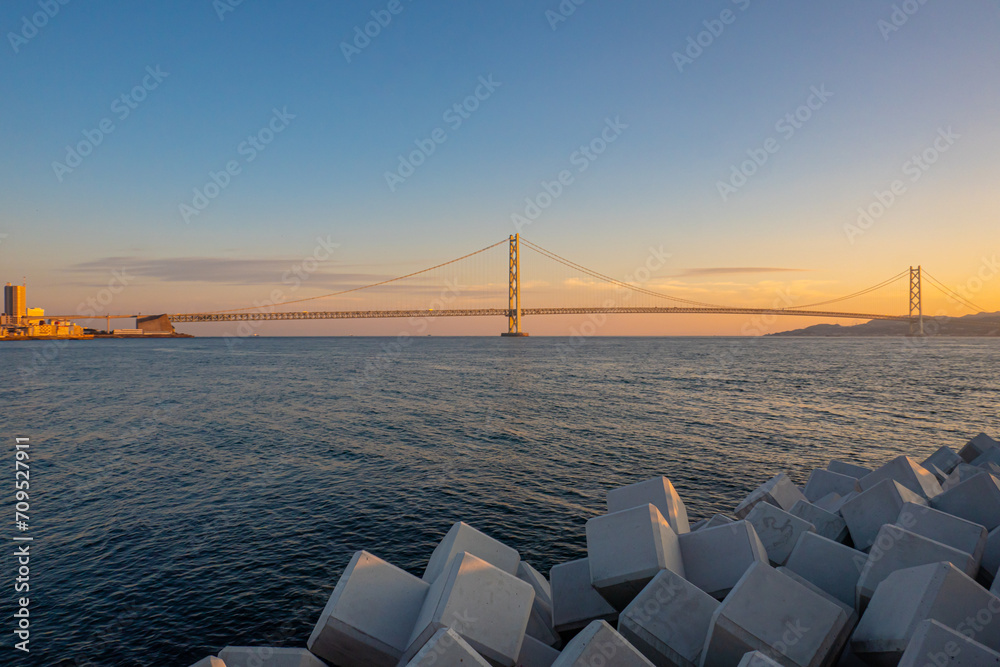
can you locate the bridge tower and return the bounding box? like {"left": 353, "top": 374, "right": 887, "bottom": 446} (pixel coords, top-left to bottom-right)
{"left": 909, "top": 266, "right": 924, "bottom": 336}
{"left": 501, "top": 233, "right": 529, "bottom": 337}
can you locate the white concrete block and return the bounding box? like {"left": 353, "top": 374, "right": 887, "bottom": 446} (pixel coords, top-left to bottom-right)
{"left": 827, "top": 461, "right": 871, "bottom": 479}
{"left": 517, "top": 561, "right": 553, "bottom": 610}
{"left": 550, "top": 558, "right": 617, "bottom": 633}
{"left": 307, "top": 551, "right": 430, "bottom": 667}
{"left": 923, "top": 462, "right": 949, "bottom": 484}
{"left": 958, "top": 432, "right": 999, "bottom": 463}
{"left": 941, "top": 463, "right": 986, "bottom": 491}
{"left": 776, "top": 567, "right": 857, "bottom": 626}
{"left": 931, "top": 472, "right": 1000, "bottom": 531}
{"left": 974, "top": 447, "right": 1000, "bottom": 468}
{"left": 839, "top": 479, "right": 926, "bottom": 551}
{"left": 617, "top": 569, "right": 719, "bottom": 667}
{"left": 690, "top": 518, "right": 707, "bottom": 531}
{"left": 698, "top": 514, "right": 735, "bottom": 530}
{"left": 852, "top": 562, "right": 1000, "bottom": 664}
{"left": 803, "top": 470, "right": 861, "bottom": 504}
{"left": 812, "top": 492, "right": 842, "bottom": 514}
{"left": 785, "top": 532, "right": 865, "bottom": 609}
{"left": 218, "top": 647, "right": 327, "bottom": 667}
{"left": 423, "top": 522, "right": 520, "bottom": 583}
{"left": 516, "top": 561, "right": 559, "bottom": 646}
{"left": 516, "top": 635, "right": 560, "bottom": 667}
{"left": 586, "top": 504, "right": 684, "bottom": 609}
{"left": 922, "top": 446, "right": 963, "bottom": 476}
{"left": 895, "top": 501, "right": 987, "bottom": 563}
{"left": 405, "top": 552, "right": 534, "bottom": 667}
{"left": 897, "top": 618, "right": 1000, "bottom": 667}
{"left": 701, "top": 563, "right": 852, "bottom": 667}
{"left": 734, "top": 473, "right": 808, "bottom": 519}
{"left": 189, "top": 658, "right": 226, "bottom": 667}
{"left": 855, "top": 524, "right": 978, "bottom": 610}
{"left": 746, "top": 502, "right": 817, "bottom": 566}
{"left": 982, "top": 526, "right": 1000, "bottom": 582}
{"left": 859, "top": 455, "right": 942, "bottom": 500}
{"left": 608, "top": 477, "right": 691, "bottom": 535}
{"left": 818, "top": 491, "right": 858, "bottom": 516}
{"left": 790, "top": 501, "right": 848, "bottom": 543}
{"left": 677, "top": 521, "right": 768, "bottom": 600}
{"left": 551, "top": 620, "right": 654, "bottom": 667}
{"left": 404, "top": 627, "right": 491, "bottom": 667}
{"left": 736, "top": 651, "right": 784, "bottom": 667}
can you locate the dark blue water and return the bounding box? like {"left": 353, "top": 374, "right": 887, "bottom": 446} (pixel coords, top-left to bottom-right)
{"left": 1, "top": 336, "right": 997, "bottom": 665}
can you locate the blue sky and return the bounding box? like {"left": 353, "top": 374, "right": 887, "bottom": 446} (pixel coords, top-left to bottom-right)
{"left": 2, "top": 0, "right": 998, "bottom": 335}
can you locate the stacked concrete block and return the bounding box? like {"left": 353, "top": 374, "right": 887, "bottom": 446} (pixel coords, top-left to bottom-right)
{"left": 734, "top": 473, "right": 808, "bottom": 519}
{"left": 803, "top": 469, "right": 861, "bottom": 504}
{"left": 404, "top": 552, "right": 534, "bottom": 667}
{"left": 517, "top": 635, "right": 560, "bottom": 667}
{"left": 307, "top": 551, "right": 430, "bottom": 667}
{"left": 839, "top": 479, "right": 927, "bottom": 551}
{"left": 217, "top": 647, "right": 328, "bottom": 667}
{"left": 516, "top": 562, "right": 559, "bottom": 647}
{"left": 827, "top": 461, "right": 871, "bottom": 479}
{"left": 701, "top": 514, "right": 735, "bottom": 530}
{"left": 551, "top": 620, "right": 654, "bottom": 667}
{"left": 923, "top": 462, "right": 948, "bottom": 484}
{"left": 812, "top": 493, "right": 844, "bottom": 514}
{"left": 859, "top": 455, "right": 943, "bottom": 500}
{"left": 403, "top": 627, "right": 491, "bottom": 667}
{"left": 921, "top": 446, "right": 963, "bottom": 477}
{"left": 701, "top": 562, "right": 852, "bottom": 667}
{"left": 550, "top": 558, "right": 617, "bottom": 633}
{"left": 941, "top": 463, "right": 986, "bottom": 491}
{"left": 745, "top": 502, "right": 817, "bottom": 566}
{"left": 897, "top": 618, "right": 1000, "bottom": 667}
{"left": 586, "top": 504, "right": 684, "bottom": 609}
{"left": 789, "top": 501, "right": 848, "bottom": 543}
{"left": 785, "top": 533, "right": 865, "bottom": 609}
{"left": 423, "top": 522, "right": 520, "bottom": 583}
{"left": 677, "top": 521, "right": 768, "bottom": 599}
{"left": 958, "top": 432, "right": 999, "bottom": 463}
{"left": 855, "top": 524, "right": 979, "bottom": 610}
{"left": 982, "top": 527, "right": 1000, "bottom": 582}
{"left": 851, "top": 562, "right": 1000, "bottom": 663}
{"left": 931, "top": 472, "right": 1000, "bottom": 531}
{"left": 895, "top": 502, "right": 987, "bottom": 563}
{"left": 607, "top": 476, "right": 691, "bottom": 535}
{"left": 775, "top": 567, "right": 857, "bottom": 626}
{"left": 975, "top": 447, "right": 1000, "bottom": 468}
{"left": 736, "top": 652, "right": 784, "bottom": 667}
{"left": 189, "top": 659, "right": 226, "bottom": 667}
{"left": 617, "top": 569, "right": 719, "bottom": 667}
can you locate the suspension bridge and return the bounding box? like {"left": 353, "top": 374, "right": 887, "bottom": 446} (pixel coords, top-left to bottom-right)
{"left": 54, "top": 235, "right": 987, "bottom": 336}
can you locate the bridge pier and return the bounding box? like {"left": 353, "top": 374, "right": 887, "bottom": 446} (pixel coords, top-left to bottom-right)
{"left": 502, "top": 233, "right": 529, "bottom": 337}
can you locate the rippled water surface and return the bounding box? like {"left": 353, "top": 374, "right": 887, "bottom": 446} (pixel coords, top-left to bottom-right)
{"left": 2, "top": 336, "right": 998, "bottom": 665}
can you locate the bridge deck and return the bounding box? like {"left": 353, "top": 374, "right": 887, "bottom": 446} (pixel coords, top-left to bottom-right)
{"left": 162, "top": 308, "right": 912, "bottom": 323}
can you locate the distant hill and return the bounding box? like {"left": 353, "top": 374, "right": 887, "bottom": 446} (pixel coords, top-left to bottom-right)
{"left": 768, "top": 312, "right": 1000, "bottom": 337}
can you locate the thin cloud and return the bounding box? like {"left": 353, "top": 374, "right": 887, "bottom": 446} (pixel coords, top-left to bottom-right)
{"left": 677, "top": 267, "right": 808, "bottom": 277}
{"left": 64, "top": 256, "right": 396, "bottom": 289}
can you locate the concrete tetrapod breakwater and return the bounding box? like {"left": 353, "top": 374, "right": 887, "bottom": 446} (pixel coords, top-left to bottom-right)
{"left": 188, "top": 431, "right": 1000, "bottom": 667}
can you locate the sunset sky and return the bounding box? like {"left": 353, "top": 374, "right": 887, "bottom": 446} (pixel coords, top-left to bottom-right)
{"left": 2, "top": 0, "right": 998, "bottom": 335}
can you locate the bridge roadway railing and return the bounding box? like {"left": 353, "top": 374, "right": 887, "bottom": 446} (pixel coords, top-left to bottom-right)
{"left": 166, "top": 307, "right": 912, "bottom": 323}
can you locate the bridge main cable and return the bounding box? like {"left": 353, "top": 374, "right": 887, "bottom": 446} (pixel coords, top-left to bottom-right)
{"left": 519, "top": 238, "right": 727, "bottom": 309}
{"left": 194, "top": 238, "right": 508, "bottom": 315}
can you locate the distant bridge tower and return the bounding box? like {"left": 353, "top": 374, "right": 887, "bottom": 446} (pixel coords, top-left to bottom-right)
{"left": 909, "top": 266, "right": 924, "bottom": 336}
{"left": 502, "top": 233, "right": 528, "bottom": 337}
